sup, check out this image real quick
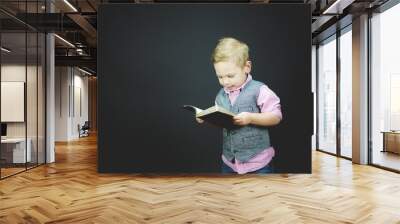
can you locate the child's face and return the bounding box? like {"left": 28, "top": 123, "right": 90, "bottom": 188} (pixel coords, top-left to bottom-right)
{"left": 214, "top": 60, "right": 251, "bottom": 91}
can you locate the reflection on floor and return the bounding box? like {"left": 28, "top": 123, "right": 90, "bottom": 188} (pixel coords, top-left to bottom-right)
{"left": 0, "top": 163, "right": 40, "bottom": 178}
{"left": 0, "top": 135, "right": 400, "bottom": 223}
{"left": 0, "top": 167, "right": 25, "bottom": 178}
{"left": 373, "top": 150, "right": 400, "bottom": 171}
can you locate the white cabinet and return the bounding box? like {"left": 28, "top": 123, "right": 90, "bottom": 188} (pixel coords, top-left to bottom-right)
{"left": 1, "top": 138, "right": 32, "bottom": 163}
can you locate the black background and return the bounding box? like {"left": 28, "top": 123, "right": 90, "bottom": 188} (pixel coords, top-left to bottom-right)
{"left": 98, "top": 3, "right": 312, "bottom": 173}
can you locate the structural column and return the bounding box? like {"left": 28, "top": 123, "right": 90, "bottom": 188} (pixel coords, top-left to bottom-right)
{"left": 46, "top": 0, "right": 55, "bottom": 163}
{"left": 352, "top": 14, "right": 369, "bottom": 164}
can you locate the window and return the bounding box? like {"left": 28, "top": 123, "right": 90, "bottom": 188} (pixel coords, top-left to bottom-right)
{"left": 339, "top": 28, "right": 352, "bottom": 158}
{"left": 370, "top": 2, "right": 400, "bottom": 171}
{"left": 317, "top": 35, "right": 337, "bottom": 154}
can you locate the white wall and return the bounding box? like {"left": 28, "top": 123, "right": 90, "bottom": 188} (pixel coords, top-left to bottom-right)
{"left": 1, "top": 65, "right": 40, "bottom": 137}
{"left": 55, "top": 66, "right": 69, "bottom": 141}
{"left": 55, "top": 67, "right": 89, "bottom": 141}
{"left": 1, "top": 64, "right": 46, "bottom": 164}
{"left": 1, "top": 66, "right": 26, "bottom": 135}
{"left": 69, "top": 71, "right": 89, "bottom": 139}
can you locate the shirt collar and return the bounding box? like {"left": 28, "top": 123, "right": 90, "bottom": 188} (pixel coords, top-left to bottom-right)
{"left": 223, "top": 74, "right": 252, "bottom": 94}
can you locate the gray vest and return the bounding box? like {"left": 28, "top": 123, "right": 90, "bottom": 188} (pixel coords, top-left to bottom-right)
{"left": 215, "top": 80, "right": 271, "bottom": 162}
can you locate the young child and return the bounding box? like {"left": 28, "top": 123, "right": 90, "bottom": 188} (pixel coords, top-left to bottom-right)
{"left": 197, "top": 37, "right": 282, "bottom": 174}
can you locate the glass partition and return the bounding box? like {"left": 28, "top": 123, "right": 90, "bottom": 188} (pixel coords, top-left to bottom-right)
{"left": 0, "top": 1, "right": 46, "bottom": 179}
{"left": 1, "top": 31, "right": 28, "bottom": 177}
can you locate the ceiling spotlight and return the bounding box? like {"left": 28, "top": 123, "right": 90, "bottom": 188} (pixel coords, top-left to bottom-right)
{"left": 1, "top": 47, "right": 11, "bottom": 53}
{"left": 322, "top": 0, "right": 354, "bottom": 15}
{"left": 63, "top": 0, "right": 78, "bottom": 12}
{"left": 54, "top": 34, "right": 75, "bottom": 48}
{"left": 78, "top": 67, "right": 93, "bottom": 76}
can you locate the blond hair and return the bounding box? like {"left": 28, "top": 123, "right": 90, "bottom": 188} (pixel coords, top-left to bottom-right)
{"left": 211, "top": 37, "right": 249, "bottom": 68}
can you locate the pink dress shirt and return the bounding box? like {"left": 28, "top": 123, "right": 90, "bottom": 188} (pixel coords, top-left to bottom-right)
{"left": 220, "top": 74, "right": 282, "bottom": 174}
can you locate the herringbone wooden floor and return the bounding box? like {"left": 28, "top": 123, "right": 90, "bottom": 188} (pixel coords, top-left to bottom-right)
{"left": 1, "top": 135, "right": 400, "bottom": 224}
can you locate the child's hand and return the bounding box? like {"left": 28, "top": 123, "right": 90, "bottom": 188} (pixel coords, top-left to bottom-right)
{"left": 196, "top": 118, "right": 204, "bottom": 123}
{"left": 233, "top": 112, "right": 252, "bottom": 126}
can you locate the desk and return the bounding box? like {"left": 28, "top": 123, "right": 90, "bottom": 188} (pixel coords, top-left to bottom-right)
{"left": 1, "top": 138, "right": 31, "bottom": 163}
{"left": 381, "top": 131, "right": 400, "bottom": 154}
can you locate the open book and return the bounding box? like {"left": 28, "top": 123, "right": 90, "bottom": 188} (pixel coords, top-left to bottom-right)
{"left": 182, "top": 104, "right": 238, "bottom": 129}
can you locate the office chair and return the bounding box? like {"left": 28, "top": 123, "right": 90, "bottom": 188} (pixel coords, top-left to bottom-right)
{"left": 78, "top": 121, "right": 90, "bottom": 138}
